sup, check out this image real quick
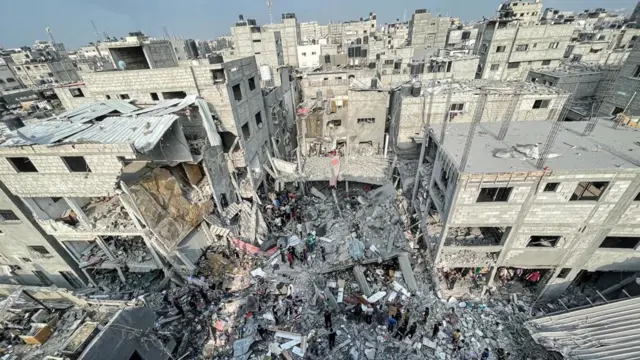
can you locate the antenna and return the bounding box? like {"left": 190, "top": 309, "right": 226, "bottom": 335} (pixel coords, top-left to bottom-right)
{"left": 91, "top": 20, "right": 102, "bottom": 41}
{"left": 267, "top": 0, "right": 273, "bottom": 24}
{"left": 45, "top": 27, "right": 56, "bottom": 46}
{"left": 403, "top": 9, "right": 407, "bottom": 22}
{"left": 163, "top": 25, "right": 171, "bottom": 40}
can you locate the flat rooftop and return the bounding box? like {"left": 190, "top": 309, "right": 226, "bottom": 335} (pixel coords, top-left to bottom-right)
{"left": 430, "top": 119, "right": 640, "bottom": 173}
{"left": 531, "top": 63, "right": 608, "bottom": 77}
{"left": 411, "top": 79, "right": 567, "bottom": 97}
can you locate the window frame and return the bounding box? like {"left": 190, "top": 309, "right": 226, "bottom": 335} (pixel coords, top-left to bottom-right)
{"left": 476, "top": 187, "right": 513, "bottom": 203}
{"left": 543, "top": 182, "right": 560, "bottom": 192}
{"left": 61, "top": 156, "right": 92, "bottom": 173}
{"left": 570, "top": 181, "right": 609, "bottom": 201}
{"left": 532, "top": 99, "right": 550, "bottom": 109}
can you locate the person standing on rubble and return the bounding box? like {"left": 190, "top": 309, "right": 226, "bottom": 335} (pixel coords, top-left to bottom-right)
{"left": 431, "top": 322, "right": 440, "bottom": 338}
{"left": 423, "top": 307, "right": 430, "bottom": 323}
{"left": 452, "top": 329, "right": 462, "bottom": 345}
{"left": 387, "top": 315, "right": 397, "bottom": 332}
{"left": 324, "top": 309, "right": 332, "bottom": 329}
{"left": 320, "top": 245, "right": 326, "bottom": 261}
{"left": 481, "top": 348, "right": 491, "bottom": 360}
{"left": 307, "top": 232, "right": 316, "bottom": 252}
{"left": 354, "top": 303, "right": 363, "bottom": 322}
{"left": 302, "top": 247, "right": 309, "bottom": 265}
{"left": 287, "top": 248, "right": 294, "bottom": 268}
{"left": 364, "top": 305, "right": 373, "bottom": 324}
{"left": 328, "top": 327, "right": 336, "bottom": 350}
{"left": 395, "top": 320, "right": 408, "bottom": 340}
{"left": 406, "top": 322, "right": 418, "bottom": 339}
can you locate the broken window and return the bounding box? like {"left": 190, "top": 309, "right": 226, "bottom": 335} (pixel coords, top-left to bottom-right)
{"left": 490, "top": 64, "right": 500, "bottom": 71}
{"left": 212, "top": 69, "right": 226, "bottom": 84}
{"left": 450, "top": 103, "right": 464, "bottom": 111}
{"left": 241, "top": 122, "right": 251, "bottom": 140}
{"left": 633, "top": 65, "right": 640, "bottom": 78}
{"left": 496, "top": 46, "right": 506, "bottom": 53}
{"left": 476, "top": 187, "right": 512, "bottom": 202}
{"left": 526, "top": 236, "right": 560, "bottom": 247}
{"left": 357, "top": 117, "right": 375, "bottom": 124}
{"left": 0, "top": 210, "right": 19, "bottom": 222}
{"left": 327, "top": 119, "right": 342, "bottom": 127}
{"left": 255, "top": 111, "right": 263, "bottom": 128}
{"left": 62, "top": 156, "right": 91, "bottom": 173}
{"left": 33, "top": 270, "right": 52, "bottom": 286}
{"left": 161, "top": 91, "right": 186, "bottom": 99}
{"left": 599, "top": 236, "right": 640, "bottom": 249}
{"left": 542, "top": 60, "right": 551, "bottom": 66}
{"left": 69, "top": 88, "right": 84, "bottom": 98}
{"left": 150, "top": 92, "right": 159, "bottom": 101}
{"left": 557, "top": 268, "right": 571, "bottom": 278}
{"left": 27, "top": 245, "right": 53, "bottom": 259}
{"left": 248, "top": 77, "right": 256, "bottom": 91}
{"left": 543, "top": 182, "right": 559, "bottom": 192}
{"left": 611, "top": 107, "right": 624, "bottom": 116}
{"left": 516, "top": 44, "right": 529, "bottom": 51}
{"left": 232, "top": 84, "right": 243, "bottom": 102}
{"left": 7, "top": 157, "right": 38, "bottom": 173}
{"left": 570, "top": 181, "right": 608, "bottom": 201}
{"left": 119, "top": 94, "right": 130, "bottom": 100}
{"left": 60, "top": 271, "right": 83, "bottom": 288}
{"left": 532, "top": 100, "right": 550, "bottom": 109}
{"left": 507, "top": 62, "right": 520, "bottom": 69}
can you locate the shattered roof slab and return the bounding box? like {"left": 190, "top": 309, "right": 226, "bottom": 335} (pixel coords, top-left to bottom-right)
{"left": 128, "top": 95, "right": 198, "bottom": 117}
{"left": 53, "top": 99, "right": 139, "bottom": 123}
{"left": 6, "top": 121, "right": 93, "bottom": 146}
{"left": 429, "top": 119, "right": 640, "bottom": 173}
{"left": 525, "top": 297, "right": 640, "bottom": 360}
{"left": 64, "top": 115, "right": 179, "bottom": 153}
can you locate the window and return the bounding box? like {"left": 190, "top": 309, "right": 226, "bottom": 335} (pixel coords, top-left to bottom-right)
{"left": 105, "top": 95, "right": 111, "bottom": 100}
{"left": 557, "top": 268, "right": 571, "bottom": 279}
{"left": 60, "top": 271, "right": 83, "bottom": 289}
{"left": 232, "top": 84, "right": 242, "bottom": 101}
{"left": 533, "top": 43, "right": 538, "bottom": 48}
{"left": 162, "top": 91, "right": 186, "bottom": 99}
{"left": 15, "top": 67, "right": 21, "bottom": 71}
{"left": 480, "top": 44, "right": 488, "bottom": 54}
{"left": 325, "top": 55, "right": 331, "bottom": 64}
{"left": 69, "top": 88, "right": 84, "bottom": 98}
{"left": 0, "top": 210, "right": 19, "bottom": 222}
{"left": 633, "top": 65, "right": 640, "bottom": 78}
{"left": 302, "top": 52, "right": 307, "bottom": 56}
{"left": 248, "top": 77, "right": 256, "bottom": 91}
{"left": 241, "top": 122, "right": 251, "bottom": 140}
{"left": 496, "top": 46, "right": 506, "bottom": 53}
{"left": 252, "top": 39, "right": 261, "bottom": 43}
{"left": 384, "top": 60, "right": 394, "bottom": 65}
{"left": 635, "top": 191, "right": 640, "bottom": 201}
{"left": 526, "top": 236, "right": 561, "bottom": 247}
{"left": 119, "top": 94, "right": 130, "bottom": 100}
{"left": 357, "top": 117, "right": 375, "bottom": 124}
{"left": 516, "top": 44, "right": 529, "bottom": 52}
{"left": 212, "top": 69, "right": 226, "bottom": 84}
{"left": 570, "top": 182, "right": 608, "bottom": 201}
{"left": 255, "top": 112, "right": 263, "bottom": 128}
{"left": 507, "top": 62, "right": 520, "bottom": 69}
{"left": 25, "top": 66, "right": 31, "bottom": 70}
{"left": 543, "top": 182, "right": 559, "bottom": 192}
{"left": 542, "top": 60, "right": 551, "bottom": 66}
{"left": 327, "top": 119, "right": 342, "bottom": 127}
{"left": 33, "top": 271, "right": 52, "bottom": 286}
{"left": 599, "top": 236, "right": 640, "bottom": 249}
{"left": 62, "top": 156, "right": 91, "bottom": 173}
{"left": 476, "top": 187, "right": 512, "bottom": 202}
{"left": 530, "top": 77, "right": 538, "bottom": 83}
{"left": 611, "top": 107, "right": 624, "bottom": 116}
{"left": 27, "top": 245, "right": 53, "bottom": 259}
{"left": 549, "top": 42, "right": 559, "bottom": 49}
{"left": 7, "top": 157, "right": 38, "bottom": 173}
{"left": 490, "top": 64, "right": 500, "bottom": 71}
{"left": 450, "top": 103, "right": 464, "bottom": 111}
{"left": 532, "top": 100, "right": 550, "bottom": 109}
{"left": 150, "top": 92, "right": 159, "bottom": 101}
{"left": 312, "top": 52, "right": 317, "bottom": 55}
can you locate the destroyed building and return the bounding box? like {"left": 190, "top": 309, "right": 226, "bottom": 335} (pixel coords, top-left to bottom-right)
{"left": 0, "top": 98, "right": 228, "bottom": 286}
{"left": 391, "top": 79, "right": 570, "bottom": 155}
{"left": 378, "top": 49, "right": 480, "bottom": 86}
{"left": 413, "top": 113, "right": 640, "bottom": 300}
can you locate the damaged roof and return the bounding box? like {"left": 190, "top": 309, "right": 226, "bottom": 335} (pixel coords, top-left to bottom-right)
{"left": 52, "top": 99, "right": 139, "bottom": 123}
{"left": 64, "top": 115, "right": 179, "bottom": 153}
{"left": 128, "top": 95, "right": 199, "bottom": 117}
{"left": 525, "top": 296, "right": 640, "bottom": 360}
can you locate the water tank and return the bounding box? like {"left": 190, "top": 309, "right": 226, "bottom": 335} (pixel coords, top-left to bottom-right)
{"left": 371, "top": 78, "right": 378, "bottom": 89}
{"left": 209, "top": 54, "right": 224, "bottom": 64}
{"left": 260, "top": 65, "right": 272, "bottom": 81}
{"left": 412, "top": 82, "right": 422, "bottom": 97}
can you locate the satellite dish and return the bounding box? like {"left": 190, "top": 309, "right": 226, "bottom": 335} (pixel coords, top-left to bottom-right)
{"left": 118, "top": 60, "right": 126, "bottom": 71}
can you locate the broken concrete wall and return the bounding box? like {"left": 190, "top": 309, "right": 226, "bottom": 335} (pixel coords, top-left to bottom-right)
{"left": 203, "top": 145, "right": 236, "bottom": 206}
{"left": 127, "top": 168, "right": 213, "bottom": 252}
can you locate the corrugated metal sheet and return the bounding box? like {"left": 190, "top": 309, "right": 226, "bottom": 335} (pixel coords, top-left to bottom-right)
{"left": 525, "top": 297, "right": 640, "bottom": 360}
{"left": 129, "top": 95, "right": 198, "bottom": 116}
{"left": 64, "top": 115, "right": 178, "bottom": 153}
{"left": 5, "top": 121, "right": 92, "bottom": 146}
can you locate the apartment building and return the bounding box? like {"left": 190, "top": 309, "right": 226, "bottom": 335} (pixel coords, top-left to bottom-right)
{"left": 391, "top": 79, "right": 569, "bottom": 154}
{"left": 9, "top": 47, "right": 80, "bottom": 87}
{"left": 446, "top": 26, "right": 479, "bottom": 50}
{"left": 416, "top": 116, "right": 640, "bottom": 299}
{"left": 383, "top": 21, "right": 410, "bottom": 49}
{"left": 297, "top": 44, "right": 321, "bottom": 68}
{"left": 475, "top": 20, "right": 574, "bottom": 80}
{"left": 497, "top": 0, "right": 543, "bottom": 23}
{"left": 264, "top": 13, "right": 301, "bottom": 67}
{"left": 0, "top": 59, "right": 22, "bottom": 93}
{"left": 598, "top": 43, "right": 640, "bottom": 118}
{"left": 378, "top": 50, "right": 479, "bottom": 86}
{"left": 408, "top": 9, "right": 451, "bottom": 50}
{"left": 231, "top": 16, "right": 285, "bottom": 86}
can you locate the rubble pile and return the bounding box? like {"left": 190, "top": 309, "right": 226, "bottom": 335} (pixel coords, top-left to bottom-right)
{"left": 83, "top": 196, "right": 136, "bottom": 232}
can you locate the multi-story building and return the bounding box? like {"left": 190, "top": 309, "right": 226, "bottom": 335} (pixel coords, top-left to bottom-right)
{"left": 408, "top": 9, "right": 451, "bottom": 50}
{"left": 475, "top": 20, "right": 574, "bottom": 80}
{"left": 300, "top": 21, "right": 321, "bottom": 44}
{"left": 297, "top": 44, "right": 321, "bottom": 68}
{"left": 262, "top": 66, "right": 301, "bottom": 159}
{"left": 378, "top": 49, "right": 479, "bottom": 86}
{"left": 9, "top": 46, "right": 80, "bottom": 87}
{"left": 383, "top": 21, "right": 410, "bottom": 49}
{"left": 497, "top": 0, "right": 543, "bottom": 23}
{"left": 415, "top": 116, "right": 640, "bottom": 299}
{"left": 391, "top": 79, "right": 569, "bottom": 154}
{"left": 0, "top": 58, "right": 22, "bottom": 93}
{"left": 446, "top": 26, "right": 479, "bottom": 50}
{"left": 598, "top": 43, "right": 640, "bottom": 118}
{"left": 264, "top": 13, "right": 301, "bottom": 67}
{"left": 231, "top": 16, "right": 285, "bottom": 86}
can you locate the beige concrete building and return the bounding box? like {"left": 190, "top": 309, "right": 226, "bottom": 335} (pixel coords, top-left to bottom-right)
{"left": 231, "top": 17, "right": 285, "bottom": 86}
{"left": 408, "top": 10, "right": 451, "bottom": 50}
{"left": 264, "top": 13, "right": 301, "bottom": 67}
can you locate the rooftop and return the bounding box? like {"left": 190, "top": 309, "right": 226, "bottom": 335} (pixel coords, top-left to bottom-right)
{"left": 408, "top": 79, "right": 567, "bottom": 96}
{"left": 429, "top": 119, "right": 640, "bottom": 173}
{"left": 531, "top": 63, "right": 610, "bottom": 77}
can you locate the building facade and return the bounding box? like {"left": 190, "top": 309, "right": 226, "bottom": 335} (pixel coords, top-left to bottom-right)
{"left": 408, "top": 10, "right": 451, "bottom": 50}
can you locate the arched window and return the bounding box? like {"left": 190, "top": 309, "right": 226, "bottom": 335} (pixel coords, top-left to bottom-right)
{"left": 6, "top": 78, "right": 16, "bottom": 83}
